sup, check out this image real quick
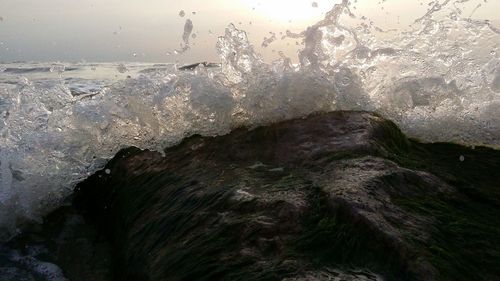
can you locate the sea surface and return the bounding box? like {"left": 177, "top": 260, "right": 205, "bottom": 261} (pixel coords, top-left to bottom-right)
{"left": 0, "top": 0, "right": 499, "bottom": 239}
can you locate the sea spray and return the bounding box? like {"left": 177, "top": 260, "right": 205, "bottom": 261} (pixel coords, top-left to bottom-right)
{"left": 0, "top": 0, "right": 498, "bottom": 239}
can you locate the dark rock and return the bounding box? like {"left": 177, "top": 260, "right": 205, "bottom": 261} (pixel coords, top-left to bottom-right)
{"left": 0, "top": 206, "right": 112, "bottom": 281}
{"left": 4, "top": 111, "right": 500, "bottom": 281}
{"left": 178, "top": 62, "right": 221, "bottom": 71}
{"left": 72, "top": 111, "right": 500, "bottom": 281}
{"left": 0, "top": 267, "right": 35, "bottom": 281}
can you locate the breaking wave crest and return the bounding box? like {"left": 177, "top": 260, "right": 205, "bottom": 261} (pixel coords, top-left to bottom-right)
{"left": 0, "top": 0, "right": 499, "bottom": 238}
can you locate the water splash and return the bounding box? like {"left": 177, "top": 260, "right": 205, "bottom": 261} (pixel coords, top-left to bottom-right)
{"left": 0, "top": 0, "right": 498, "bottom": 239}
{"left": 177, "top": 19, "right": 194, "bottom": 54}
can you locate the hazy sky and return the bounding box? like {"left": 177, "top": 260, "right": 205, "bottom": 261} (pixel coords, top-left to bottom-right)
{"left": 0, "top": 0, "right": 499, "bottom": 63}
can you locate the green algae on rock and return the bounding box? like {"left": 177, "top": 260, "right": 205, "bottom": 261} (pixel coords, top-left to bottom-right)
{"left": 72, "top": 111, "right": 500, "bottom": 281}
{"left": 2, "top": 111, "right": 499, "bottom": 281}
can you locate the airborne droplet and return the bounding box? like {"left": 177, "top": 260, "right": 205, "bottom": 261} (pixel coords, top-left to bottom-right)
{"left": 179, "top": 19, "right": 194, "bottom": 53}
{"left": 116, "top": 64, "right": 128, "bottom": 73}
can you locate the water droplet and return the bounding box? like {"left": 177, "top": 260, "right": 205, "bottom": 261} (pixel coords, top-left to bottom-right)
{"left": 105, "top": 169, "right": 111, "bottom": 174}
{"left": 312, "top": 2, "right": 318, "bottom": 8}
{"left": 179, "top": 10, "right": 185, "bottom": 17}
{"left": 116, "top": 64, "right": 128, "bottom": 73}
{"left": 459, "top": 155, "right": 465, "bottom": 162}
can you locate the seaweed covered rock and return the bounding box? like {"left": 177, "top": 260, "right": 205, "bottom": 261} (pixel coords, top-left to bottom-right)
{"left": 72, "top": 111, "right": 500, "bottom": 281}
{"left": 3, "top": 111, "right": 499, "bottom": 281}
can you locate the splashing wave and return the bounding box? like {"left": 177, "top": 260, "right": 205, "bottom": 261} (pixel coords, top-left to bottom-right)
{"left": 0, "top": 0, "right": 498, "bottom": 239}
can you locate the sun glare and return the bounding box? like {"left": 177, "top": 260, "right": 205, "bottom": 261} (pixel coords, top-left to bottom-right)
{"left": 239, "top": 0, "right": 333, "bottom": 23}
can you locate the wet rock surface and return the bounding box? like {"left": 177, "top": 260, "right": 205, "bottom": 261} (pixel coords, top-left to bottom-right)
{"left": 0, "top": 206, "right": 112, "bottom": 281}
{"left": 2, "top": 111, "right": 500, "bottom": 280}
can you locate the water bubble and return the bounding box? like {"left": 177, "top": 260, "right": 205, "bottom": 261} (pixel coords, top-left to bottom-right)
{"left": 312, "top": 2, "right": 318, "bottom": 8}
{"left": 104, "top": 169, "right": 111, "bottom": 174}
{"left": 459, "top": 155, "right": 465, "bottom": 162}
{"left": 179, "top": 10, "right": 185, "bottom": 17}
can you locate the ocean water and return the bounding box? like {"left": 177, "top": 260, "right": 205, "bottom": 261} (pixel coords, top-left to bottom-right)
{"left": 0, "top": 0, "right": 499, "bottom": 239}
